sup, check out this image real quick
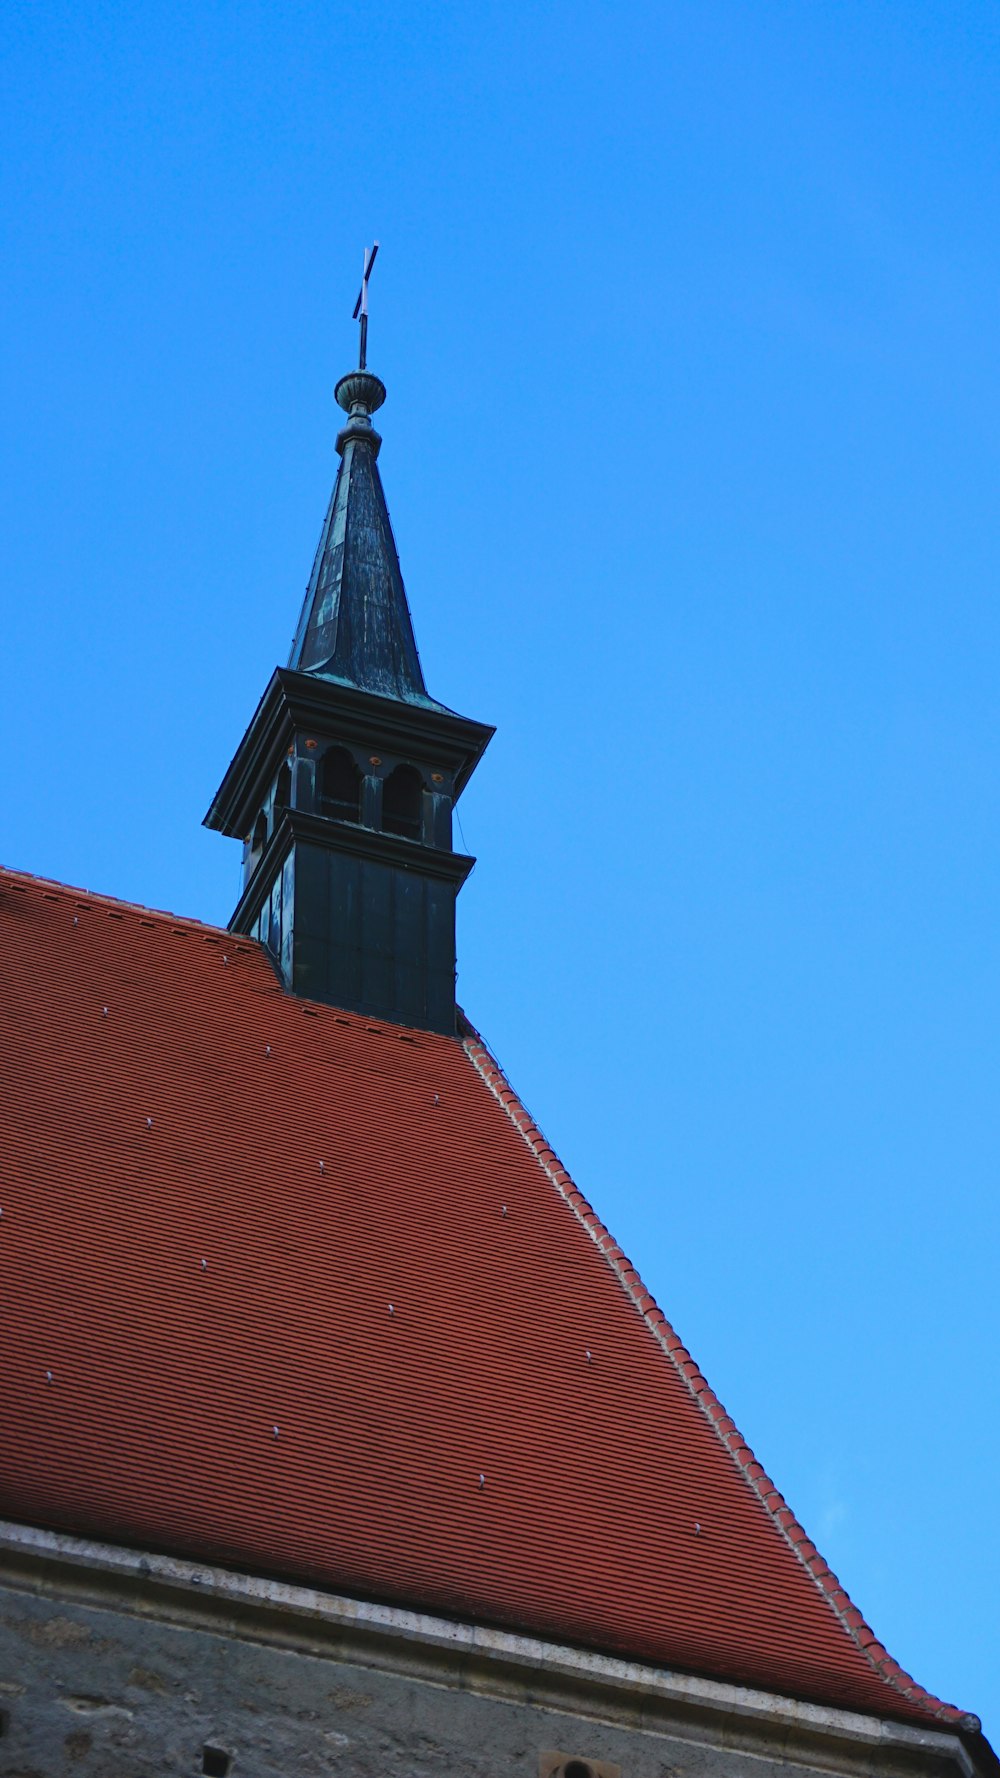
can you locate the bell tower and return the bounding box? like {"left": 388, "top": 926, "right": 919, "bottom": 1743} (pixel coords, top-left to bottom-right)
{"left": 204, "top": 253, "right": 493, "bottom": 1033}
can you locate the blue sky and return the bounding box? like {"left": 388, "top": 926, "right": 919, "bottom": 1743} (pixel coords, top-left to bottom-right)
{"left": 3, "top": 0, "right": 999, "bottom": 1737}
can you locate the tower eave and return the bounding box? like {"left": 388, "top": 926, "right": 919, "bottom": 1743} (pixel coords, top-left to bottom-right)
{"left": 205, "top": 666, "right": 494, "bottom": 841}
{"left": 203, "top": 669, "right": 288, "bottom": 839}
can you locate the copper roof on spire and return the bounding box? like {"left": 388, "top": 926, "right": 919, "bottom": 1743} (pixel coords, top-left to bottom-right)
{"left": 287, "top": 369, "right": 444, "bottom": 707}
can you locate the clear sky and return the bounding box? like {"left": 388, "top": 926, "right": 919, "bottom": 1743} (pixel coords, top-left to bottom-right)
{"left": 3, "top": 0, "right": 999, "bottom": 1738}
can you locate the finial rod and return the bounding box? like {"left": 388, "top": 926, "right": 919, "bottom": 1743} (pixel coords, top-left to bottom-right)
{"left": 352, "top": 241, "right": 380, "bottom": 370}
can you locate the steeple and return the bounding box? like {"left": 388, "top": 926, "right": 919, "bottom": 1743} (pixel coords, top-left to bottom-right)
{"left": 286, "top": 370, "right": 432, "bottom": 705}
{"left": 205, "top": 256, "right": 493, "bottom": 1033}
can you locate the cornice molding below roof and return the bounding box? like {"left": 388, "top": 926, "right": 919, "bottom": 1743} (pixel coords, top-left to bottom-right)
{"left": 205, "top": 667, "right": 493, "bottom": 840}
{"left": 1, "top": 1520, "right": 992, "bottom": 1778}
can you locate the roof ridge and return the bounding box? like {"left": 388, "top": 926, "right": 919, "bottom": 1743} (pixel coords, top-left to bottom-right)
{"left": 459, "top": 1015, "right": 978, "bottom": 1735}
{"left": 0, "top": 865, "right": 231, "bottom": 938}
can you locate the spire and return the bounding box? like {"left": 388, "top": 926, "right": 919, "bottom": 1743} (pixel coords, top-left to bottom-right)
{"left": 287, "top": 368, "right": 433, "bottom": 704}
{"left": 288, "top": 243, "right": 435, "bottom": 706}
{"left": 206, "top": 244, "right": 494, "bottom": 1033}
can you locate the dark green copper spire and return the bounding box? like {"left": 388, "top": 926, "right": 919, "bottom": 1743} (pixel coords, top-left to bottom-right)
{"left": 205, "top": 249, "right": 493, "bottom": 1033}
{"left": 287, "top": 370, "right": 438, "bottom": 707}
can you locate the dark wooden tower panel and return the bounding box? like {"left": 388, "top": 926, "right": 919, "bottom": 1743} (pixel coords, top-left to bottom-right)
{"left": 293, "top": 845, "right": 459, "bottom": 1032}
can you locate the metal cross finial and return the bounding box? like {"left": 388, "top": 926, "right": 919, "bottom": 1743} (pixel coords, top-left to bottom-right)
{"left": 352, "top": 241, "right": 380, "bottom": 370}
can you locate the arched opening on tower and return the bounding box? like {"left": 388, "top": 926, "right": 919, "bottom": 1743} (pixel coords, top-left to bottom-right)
{"left": 382, "top": 764, "right": 423, "bottom": 841}
{"left": 250, "top": 810, "right": 267, "bottom": 865}
{"left": 274, "top": 762, "right": 292, "bottom": 819}
{"left": 320, "top": 746, "right": 362, "bottom": 824}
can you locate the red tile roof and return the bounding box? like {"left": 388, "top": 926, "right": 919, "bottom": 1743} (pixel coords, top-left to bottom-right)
{"left": 0, "top": 866, "right": 975, "bottom": 1729}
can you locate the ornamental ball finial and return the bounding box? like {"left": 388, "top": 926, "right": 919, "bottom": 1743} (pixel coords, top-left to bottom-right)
{"left": 334, "top": 370, "right": 386, "bottom": 458}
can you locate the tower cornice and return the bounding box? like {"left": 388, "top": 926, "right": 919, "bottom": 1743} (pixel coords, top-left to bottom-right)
{"left": 205, "top": 666, "right": 493, "bottom": 841}
{"left": 229, "top": 807, "right": 476, "bottom": 939}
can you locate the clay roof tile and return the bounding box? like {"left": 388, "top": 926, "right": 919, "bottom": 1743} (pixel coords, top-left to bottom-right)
{"left": 0, "top": 865, "right": 976, "bottom": 1732}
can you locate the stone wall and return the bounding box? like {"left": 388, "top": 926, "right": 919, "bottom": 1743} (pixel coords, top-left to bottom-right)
{"left": 0, "top": 1523, "right": 982, "bottom": 1778}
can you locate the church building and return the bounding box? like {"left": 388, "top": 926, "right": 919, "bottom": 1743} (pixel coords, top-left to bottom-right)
{"left": 1, "top": 271, "right": 994, "bottom": 1778}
